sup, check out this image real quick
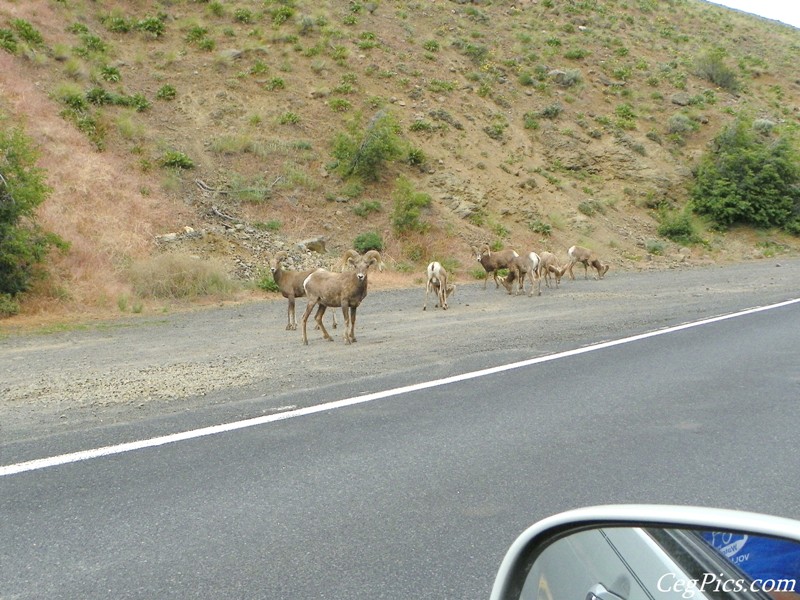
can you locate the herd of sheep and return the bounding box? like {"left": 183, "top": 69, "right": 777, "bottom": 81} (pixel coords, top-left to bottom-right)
{"left": 269, "top": 245, "right": 609, "bottom": 345}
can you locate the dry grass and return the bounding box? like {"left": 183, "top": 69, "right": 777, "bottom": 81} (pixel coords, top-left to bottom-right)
{"left": 128, "top": 253, "right": 238, "bottom": 299}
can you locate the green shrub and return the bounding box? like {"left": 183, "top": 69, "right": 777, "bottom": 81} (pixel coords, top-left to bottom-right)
{"left": 645, "top": 240, "right": 665, "bottom": 255}
{"left": 329, "top": 98, "right": 351, "bottom": 112}
{"left": 667, "top": 113, "right": 698, "bottom": 135}
{"left": 272, "top": 6, "right": 295, "bottom": 25}
{"left": 691, "top": 117, "right": 800, "bottom": 230}
{"left": 100, "top": 65, "right": 121, "bottom": 82}
{"left": 564, "top": 48, "right": 590, "bottom": 60}
{"left": 136, "top": 16, "right": 166, "bottom": 37}
{"left": 330, "top": 110, "right": 403, "bottom": 181}
{"left": 538, "top": 103, "right": 562, "bottom": 119}
{"left": 257, "top": 271, "right": 280, "bottom": 292}
{"left": 528, "top": 220, "right": 552, "bottom": 236}
{"left": 160, "top": 150, "right": 194, "bottom": 169}
{"left": 391, "top": 176, "right": 431, "bottom": 235}
{"left": 0, "top": 29, "right": 17, "bottom": 54}
{"left": 103, "top": 15, "right": 132, "bottom": 33}
{"left": 407, "top": 147, "right": 426, "bottom": 166}
{"left": 156, "top": 84, "right": 177, "bottom": 100}
{"left": 578, "top": 199, "right": 604, "bottom": 216}
{"left": 694, "top": 47, "right": 739, "bottom": 93}
{"left": 233, "top": 8, "right": 254, "bottom": 23}
{"left": 0, "top": 126, "right": 66, "bottom": 297}
{"left": 11, "top": 19, "right": 43, "bottom": 46}
{"left": 278, "top": 111, "right": 300, "bottom": 124}
{"left": 353, "top": 231, "right": 385, "bottom": 253}
{"left": 0, "top": 293, "right": 20, "bottom": 317}
{"left": 352, "top": 200, "right": 382, "bottom": 217}
{"left": 657, "top": 209, "right": 700, "bottom": 244}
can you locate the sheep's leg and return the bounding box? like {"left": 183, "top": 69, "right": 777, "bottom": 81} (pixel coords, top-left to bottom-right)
{"left": 331, "top": 311, "right": 338, "bottom": 329}
{"left": 315, "top": 305, "right": 333, "bottom": 341}
{"left": 286, "top": 297, "right": 296, "bottom": 330}
{"left": 423, "top": 281, "right": 430, "bottom": 311}
{"left": 439, "top": 283, "right": 447, "bottom": 310}
{"left": 300, "top": 300, "right": 316, "bottom": 345}
{"left": 346, "top": 307, "right": 357, "bottom": 343}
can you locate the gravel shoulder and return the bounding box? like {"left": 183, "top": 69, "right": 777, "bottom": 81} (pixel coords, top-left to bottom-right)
{"left": 2, "top": 259, "right": 799, "bottom": 445}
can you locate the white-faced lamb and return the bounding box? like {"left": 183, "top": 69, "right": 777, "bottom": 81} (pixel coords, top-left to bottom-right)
{"left": 566, "top": 245, "right": 609, "bottom": 280}
{"left": 301, "top": 249, "right": 382, "bottom": 345}
{"left": 423, "top": 261, "right": 456, "bottom": 310}
{"left": 499, "top": 251, "right": 542, "bottom": 297}
{"left": 269, "top": 251, "right": 336, "bottom": 331}
{"left": 472, "top": 244, "right": 519, "bottom": 290}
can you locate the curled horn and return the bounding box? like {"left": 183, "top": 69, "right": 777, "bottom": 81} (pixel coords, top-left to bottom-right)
{"left": 363, "top": 250, "right": 384, "bottom": 271}
{"left": 338, "top": 248, "right": 361, "bottom": 271}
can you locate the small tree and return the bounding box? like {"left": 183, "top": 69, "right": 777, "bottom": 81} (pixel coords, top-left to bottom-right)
{"left": 691, "top": 118, "right": 800, "bottom": 231}
{"left": 331, "top": 110, "right": 403, "bottom": 181}
{"left": 391, "top": 176, "right": 431, "bottom": 235}
{"left": 0, "top": 125, "right": 66, "bottom": 299}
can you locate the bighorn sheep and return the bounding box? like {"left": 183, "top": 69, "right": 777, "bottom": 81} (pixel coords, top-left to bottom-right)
{"left": 566, "top": 245, "right": 609, "bottom": 280}
{"left": 301, "top": 249, "right": 382, "bottom": 345}
{"left": 500, "top": 251, "right": 542, "bottom": 297}
{"left": 269, "top": 251, "right": 336, "bottom": 331}
{"left": 472, "top": 244, "right": 519, "bottom": 290}
{"left": 539, "top": 251, "right": 567, "bottom": 289}
{"left": 423, "top": 261, "right": 456, "bottom": 310}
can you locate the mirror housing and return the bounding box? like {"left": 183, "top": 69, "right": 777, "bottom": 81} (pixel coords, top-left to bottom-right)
{"left": 491, "top": 505, "right": 800, "bottom": 600}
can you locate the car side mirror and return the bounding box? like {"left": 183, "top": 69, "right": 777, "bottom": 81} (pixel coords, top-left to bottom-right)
{"left": 491, "top": 505, "right": 800, "bottom": 600}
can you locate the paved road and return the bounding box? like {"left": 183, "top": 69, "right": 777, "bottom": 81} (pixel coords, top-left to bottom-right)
{"left": 2, "top": 288, "right": 799, "bottom": 598}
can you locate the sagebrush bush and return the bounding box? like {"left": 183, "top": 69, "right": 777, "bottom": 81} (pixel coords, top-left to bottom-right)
{"left": 694, "top": 48, "right": 739, "bottom": 93}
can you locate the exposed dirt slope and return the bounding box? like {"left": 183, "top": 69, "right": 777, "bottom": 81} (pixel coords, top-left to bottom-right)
{"left": 0, "top": 0, "right": 798, "bottom": 322}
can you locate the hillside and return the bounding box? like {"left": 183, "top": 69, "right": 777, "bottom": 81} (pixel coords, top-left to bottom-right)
{"left": 1, "top": 0, "right": 799, "bottom": 322}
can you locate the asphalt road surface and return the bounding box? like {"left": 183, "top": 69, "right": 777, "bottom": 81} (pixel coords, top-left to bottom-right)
{"left": 2, "top": 259, "right": 800, "bottom": 599}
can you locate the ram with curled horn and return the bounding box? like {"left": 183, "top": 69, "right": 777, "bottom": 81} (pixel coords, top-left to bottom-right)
{"left": 300, "top": 249, "right": 383, "bottom": 345}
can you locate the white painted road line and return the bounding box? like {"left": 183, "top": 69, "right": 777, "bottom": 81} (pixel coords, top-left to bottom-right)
{"left": 2, "top": 298, "right": 798, "bottom": 477}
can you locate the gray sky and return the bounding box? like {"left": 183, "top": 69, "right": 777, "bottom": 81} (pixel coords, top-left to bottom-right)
{"left": 705, "top": 1, "right": 800, "bottom": 29}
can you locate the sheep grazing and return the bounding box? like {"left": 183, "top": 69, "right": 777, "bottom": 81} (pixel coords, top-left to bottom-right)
{"left": 472, "top": 244, "right": 519, "bottom": 289}
{"left": 500, "top": 251, "right": 542, "bottom": 297}
{"left": 301, "top": 249, "right": 382, "bottom": 345}
{"left": 269, "top": 251, "right": 336, "bottom": 331}
{"left": 539, "top": 251, "right": 567, "bottom": 289}
{"left": 566, "top": 245, "right": 610, "bottom": 280}
{"left": 423, "top": 261, "right": 456, "bottom": 310}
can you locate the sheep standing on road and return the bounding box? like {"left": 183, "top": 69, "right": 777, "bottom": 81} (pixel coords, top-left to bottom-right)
{"left": 301, "top": 249, "right": 382, "bottom": 345}
{"left": 269, "top": 251, "right": 336, "bottom": 331}
{"left": 472, "top": 244, "right": 519, "bottom": 290}
{"left": 423, "top": 261, "right": 456, "bottom": 310}
{"left": 500, "top": 251, "right": 542, "bottom": 297}
{"left": 566, "top": 245, "right": 609, "bottom": 280}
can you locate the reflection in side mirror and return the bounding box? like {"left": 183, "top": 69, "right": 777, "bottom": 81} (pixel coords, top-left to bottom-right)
{"left": 491, "top": 506, "right": 800, "bottom": 600}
